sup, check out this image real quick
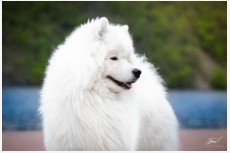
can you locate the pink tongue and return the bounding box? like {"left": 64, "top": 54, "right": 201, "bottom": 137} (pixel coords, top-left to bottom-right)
{"left": 125, "top": 82, "right": 132, "bottom": 88}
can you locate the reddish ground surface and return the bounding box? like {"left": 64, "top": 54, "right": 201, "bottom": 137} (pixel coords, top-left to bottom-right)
{"left": 2, "top": 129, "right": 227, "bottom": 151}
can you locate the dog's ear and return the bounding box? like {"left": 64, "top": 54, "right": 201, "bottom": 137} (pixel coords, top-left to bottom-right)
{"left": 123, "top": 25, "right": 129, "bottom": 32}
{"left": 98, "top": 17, "right": 109, "bottom": 37}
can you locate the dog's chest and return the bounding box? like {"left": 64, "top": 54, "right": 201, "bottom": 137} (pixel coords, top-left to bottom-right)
{"left": 74, "top": 98, "right": 139, "bottom": 150}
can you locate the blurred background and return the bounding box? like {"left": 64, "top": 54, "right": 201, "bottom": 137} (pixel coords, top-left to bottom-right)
{"left": 2, "top": 1, "right": 227, "bottom": 151}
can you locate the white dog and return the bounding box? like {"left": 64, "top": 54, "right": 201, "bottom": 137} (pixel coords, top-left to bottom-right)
{"left": 39, "top": 17, "right": 179, "bottom": 151}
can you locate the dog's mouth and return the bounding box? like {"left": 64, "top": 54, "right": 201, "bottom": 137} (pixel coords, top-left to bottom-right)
{"left": 107, "top": 76, "right": 136, "bottom": 89}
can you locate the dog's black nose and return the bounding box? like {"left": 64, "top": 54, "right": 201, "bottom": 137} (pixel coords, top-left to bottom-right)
{"left": 132, "top": 68, "right": 142, "bottom": 78}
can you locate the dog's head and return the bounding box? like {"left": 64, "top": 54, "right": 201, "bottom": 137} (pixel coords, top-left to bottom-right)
{"left": 96, "top": 18, "right": 142, "bottom": 93}
{"left": 57, "top": 17, "right": 141, "bottom": 94}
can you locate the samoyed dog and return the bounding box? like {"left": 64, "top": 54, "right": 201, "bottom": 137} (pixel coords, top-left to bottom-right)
{"left": 39, "top": 17, "right": 179, "bottom": 151}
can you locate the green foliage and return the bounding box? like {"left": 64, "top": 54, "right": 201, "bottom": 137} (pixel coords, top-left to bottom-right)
{"left": 193, "top": 2, "right": 227, "bottom": 66}
{"left": 2, "top": 1, "right": 226, "bottom": 89}
{"left": 210, "top": 66, "right": 227, "bottom": 90}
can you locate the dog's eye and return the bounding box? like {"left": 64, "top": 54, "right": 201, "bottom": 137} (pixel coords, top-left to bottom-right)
{"left": 110, "top": 57, "right": 118, "bottom": 60}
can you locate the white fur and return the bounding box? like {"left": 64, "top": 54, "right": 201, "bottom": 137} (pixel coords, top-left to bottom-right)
{"left": 39, "top": 17, "right": 179, "bottom": 151}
